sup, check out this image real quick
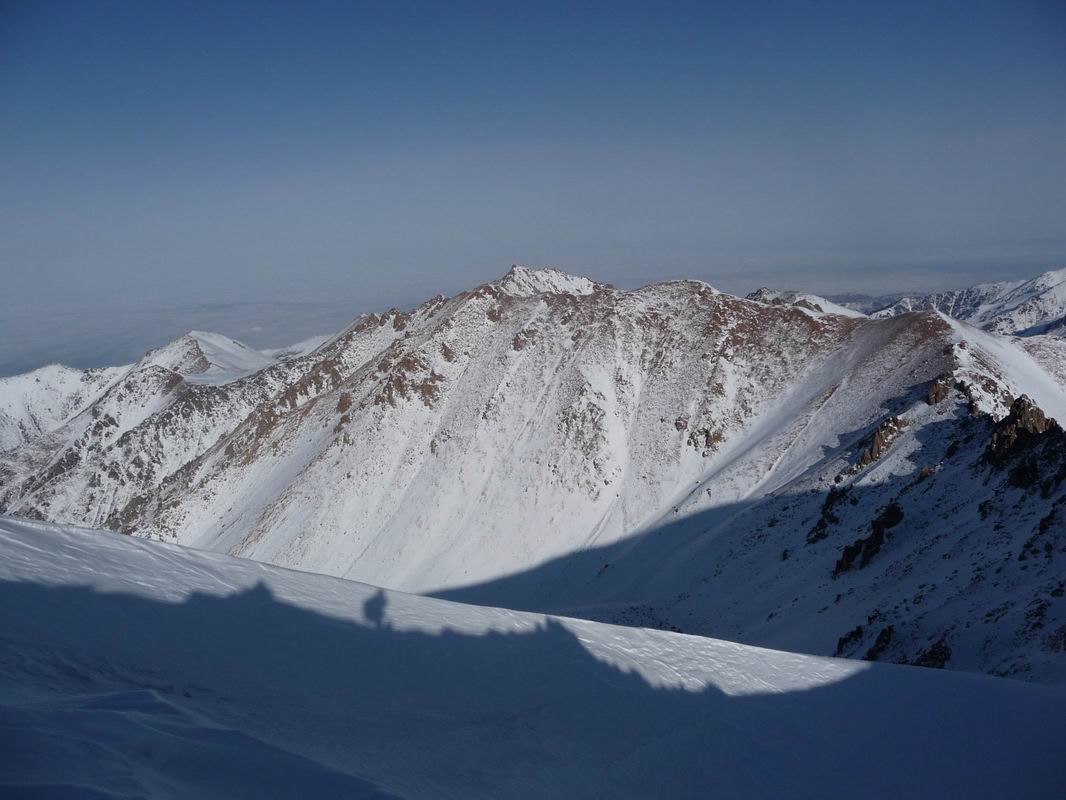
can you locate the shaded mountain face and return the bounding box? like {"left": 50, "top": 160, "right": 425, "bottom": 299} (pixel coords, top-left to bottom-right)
{"left": 1, "top": 265, "right": 1064, "bottom": 682}
{"left": 3, "top": 517, "right": 1064, "bottom": 800}
{"left": 440, "top": 390, "right": 1066, "bottom": 683}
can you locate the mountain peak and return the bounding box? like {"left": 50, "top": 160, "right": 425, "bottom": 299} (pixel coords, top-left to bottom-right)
{"left": 4, "top": 263, "right": 1066, "bottom": 689}
{"left": 746, "top": 287, "right": 866, "bottom": 318}
{"left": 1032, "top": 266, "right": 1066, "bottom": 290}
{"left": 865, "top": 266, "right": 1066, "bottom": 335}
{"left": 140, "top": 331, "right": 274, "bottom": 383}
{"left": 495, "top": 265, "right": 600, "bottom": 297}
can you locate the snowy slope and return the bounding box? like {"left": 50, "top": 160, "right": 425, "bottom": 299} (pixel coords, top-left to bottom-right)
{"left": 746, "top": 287, "right": 868, "bottom": 318}
{"left": 0, "top": 330, "right": 281, "bottom": 452}
{"left": 496, "top": 263, "right": 599, "bottom": 296}
{"left": 140, "top": 330, "right": 277, "bottom": 384}
{"left": 0, "top": 317, "right": 410, "bottom": 530}
{"left": 945, "top": 315, "right": 1066, "bottom": 421}
{"left": 112, "top": 276, "right": 866, "bottom": 590}
{"left": 1, "top": 267, "right": 1064, "bottom": 683}
{"left": 867, "top": 267, "right": 1066, "bottom": 335}
{"left": 0, "top": 363, "right": 125, "bottom": 452}
{"left": 1, "top": 517, "right": 1063, "bottom": 800}
{"left": 262, "top": 333, "right": 333, "bottom": 360}
{"left": 441, "top": 372, "right": 1066, "bottom": 683}
{"left": 1022, "top": 332, "right": 1066, "bottom": 391}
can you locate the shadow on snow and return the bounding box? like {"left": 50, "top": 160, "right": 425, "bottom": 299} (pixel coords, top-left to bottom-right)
{"left": 0, "top": 573, "right": 1062, "bottom": 799}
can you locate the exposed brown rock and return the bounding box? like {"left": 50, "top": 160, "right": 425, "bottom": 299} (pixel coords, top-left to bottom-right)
{"left": 373, "top": 353, "right": 445, "bottom": 409}
{"left": 913, "top": 637, "right": 952, "bottom": 669}
{"left": 858, "top": 416, "right": 907, "bottom": 468}
{"left": 926, "top": 376, "right": 951, "bottom": 405}
{"left": 834, "top": 502, "right": 903, "bottom": 576}
{"left": 687, "top": 426, "right": 723, "bottom": 455}
{"left": 835, "top": 624, "right": 864, "bottom": 656}
{"left": 986, "top": 395, "right": 1063, "bottom": 468}
{"left": 807, "top": 485, "right": 852, "bottom": 544}
{"left": 864, "top": 625, "right": 895, "bottom": 660}
{"left": 842, "top": 416, "right": 908, "bottom": 477}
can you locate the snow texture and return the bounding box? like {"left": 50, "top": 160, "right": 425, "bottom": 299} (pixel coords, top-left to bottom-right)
{"left": 1, "top": 517, "right": 1063, "bottom": 799}
{"left": 867, "top": 267, "right": 1066, "bottom": 335}
{"left": 141, "top": 330, "right": 277, "bottom": 384}
{"left": 1, "top": 266, "right": 1064, "bottom": 684}
{"left": 746, "top": 287, "right": 868, "bottom": 318}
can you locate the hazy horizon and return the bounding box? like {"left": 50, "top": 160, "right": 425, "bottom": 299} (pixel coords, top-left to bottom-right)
{"left": 2, "top": 0, "right": 1065, "bottom": 373}
{"left": 3, "top": 258, "right": 1065, "bottom": 377}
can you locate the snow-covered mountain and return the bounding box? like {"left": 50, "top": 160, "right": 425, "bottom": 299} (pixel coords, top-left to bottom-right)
{"left": 1, "top": 265, "right": 1064, "bottom": 683}
{"left": 1022, "top": 327, "right": 1066, "bottom": 388}
{"left": 2, "top": 517, "right": 1062, "bottom": 799}
{"left": 140, "top": 330, "right": 278, "bottom": 383}
{"left": 262, "top": 333, "right": 334, "bottom": 361}
{"left": 839, "top": 267, "right": 1066, "bottom": 335}
{"left": 3, "top": 267, "right": 866, "bottom": 578}
{"left": 0, "top": 363, "right": 127, "bottom": 451}
{"left": 746, "top": 287, "right": 868, "bottom": 318}
{"left": 0, "top": 331, "right": 278, "bottom": 453}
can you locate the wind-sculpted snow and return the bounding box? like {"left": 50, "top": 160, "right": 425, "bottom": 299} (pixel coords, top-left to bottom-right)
{"left": 1, "top": 518, "right": 1063, "bottom": 799}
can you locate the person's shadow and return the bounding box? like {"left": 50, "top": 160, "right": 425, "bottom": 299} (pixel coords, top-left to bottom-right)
{"left": 363, "top": 588, "right": 387, "bottom": 629}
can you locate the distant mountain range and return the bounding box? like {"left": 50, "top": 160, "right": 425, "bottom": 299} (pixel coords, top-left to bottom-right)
{"left": 822, "top": 267, "right": 1066, "bottom": 335}
{"left": 2, "top": 265, "right": 1064, "bottom": 682}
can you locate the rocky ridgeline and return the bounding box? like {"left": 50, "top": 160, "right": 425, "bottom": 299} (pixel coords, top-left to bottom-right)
{"left": 1, "top": 267, "right": 1064, "bottom": 682}
{"left": 547, "top": 371, "right": 1066, "bottom": 683}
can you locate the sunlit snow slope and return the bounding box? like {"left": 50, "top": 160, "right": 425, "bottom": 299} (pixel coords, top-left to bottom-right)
{"left": 0, "top": 364, "right": 126, "bottom": 451}
{"left": 1, "top": 266, "right": 1064, "bottom": 682}
{"left": 1, "top": 517, "right": 1063, "bottom": 800}
{"left": 867, "top": 267, "right": 1066, "bottom": 334}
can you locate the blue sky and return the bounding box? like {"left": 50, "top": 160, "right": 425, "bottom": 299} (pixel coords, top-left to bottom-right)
{"left": 1, "top": 1, "right": 1065, "bottom": 372}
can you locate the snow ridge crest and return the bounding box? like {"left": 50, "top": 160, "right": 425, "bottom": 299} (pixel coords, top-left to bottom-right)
{"left": 495, "top": 265, "right": 599, "bottom": 297}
